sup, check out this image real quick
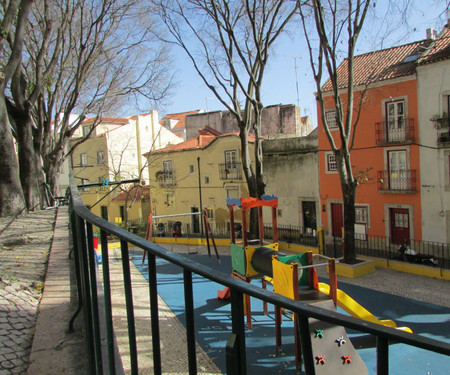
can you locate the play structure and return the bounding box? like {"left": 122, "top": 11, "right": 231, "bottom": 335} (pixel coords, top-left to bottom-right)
{"left": 142, "top": 210, "right": 219, "bottom": 264}
{"left": 221, "top": 194, "right": 412, "bottom": 374}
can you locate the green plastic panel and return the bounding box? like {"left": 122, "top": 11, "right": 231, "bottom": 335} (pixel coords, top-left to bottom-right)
{"left": 277, "top": 253, "right": 309, "bottom": 287}
{"left": 231, "top": 242, "right": 246, "bottom": 276}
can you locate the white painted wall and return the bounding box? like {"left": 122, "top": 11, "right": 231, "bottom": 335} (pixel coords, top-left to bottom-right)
{"left": 417, "top": 59, "right": 450, "bottom": 243}
{"left": 106, "top": 111, "right": 182, "bottom": 181}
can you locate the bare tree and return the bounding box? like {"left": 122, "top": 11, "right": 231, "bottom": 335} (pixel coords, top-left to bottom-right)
{"left": 0, "top": 0, "right": 33, "bottom": 217}
{"left": 299, "top": 0, "right": 391, "bottom": 263}
{"left": 6, "top": 0, "right": 174, "bottom": 206}
{"left": 153, "top": 0, "right": 298, "bottom": 199}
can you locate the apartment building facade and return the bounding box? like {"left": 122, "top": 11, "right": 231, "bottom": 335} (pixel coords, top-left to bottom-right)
{"left": 318, "top": 26, "right": 450, "bottom": 244}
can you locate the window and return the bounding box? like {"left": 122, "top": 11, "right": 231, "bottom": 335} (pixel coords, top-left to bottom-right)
{"left": 388, "top": 150, "right": 407, "bottom": 190}
{"left": 325, "top": 152, "right": 337, "bottom": 173}
{"left": 166, "top": 192, "right": 175, "bottom": 207}
{"left": 189, "top": 165, "right": 194, "bottom": 174}
{"left": 225, "top": 150, "right": 238, "bottom": 167}
{"left": 204, "top": 176, "right": 210, "bottom": 184}
{"left": 205, "top": 208, "right": 214, "bottom": 219}
{"left": 82, "top": 125, "right": 90, "bottom": 138}
{"left": 81, "top": 178, "right": 89, "bottom": 192}
{"left": 80, "top": 153, "right": 88, "bottom": 166}
{"left": 226, "top": 186, "right": 239, "bottom": 199}
{"left": 97, "top": 151, "right": 105, "bottom": 165}
{"left": 355, "top": 206, "right": 369, "bottom": 225}
{"left": 386, "top": 100, "right": 405, "bottom": 137}
{"left": 325, "top": 109, "right": 337, "bottom": 129}
{"left": 163, "top": 160, "right": 173, "bottom": 172}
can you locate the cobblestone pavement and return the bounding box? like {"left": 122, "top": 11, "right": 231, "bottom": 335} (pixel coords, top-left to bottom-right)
{"left": 0, "top": 209, "right": 56, "bottom": 375}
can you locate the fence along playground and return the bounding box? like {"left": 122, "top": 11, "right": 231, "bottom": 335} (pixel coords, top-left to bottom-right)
{"left": 222, "top": 194, "right": 412, "bottom": 373}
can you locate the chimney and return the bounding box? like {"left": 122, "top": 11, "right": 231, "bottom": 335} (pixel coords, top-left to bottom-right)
{"left": 426, "top": 28, "right": 438, "bottom": 40}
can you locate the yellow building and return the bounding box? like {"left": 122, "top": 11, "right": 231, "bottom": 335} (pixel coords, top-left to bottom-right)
{"left": 70, "top": 112, "right": 181, "bottom": 222}
{"left": 145, "top": 127, "right": 255, "bottom": 235}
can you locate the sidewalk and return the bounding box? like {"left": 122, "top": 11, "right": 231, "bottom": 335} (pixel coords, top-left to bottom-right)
{"left": 0, "top": 207, "right": 87, "bottom": 375}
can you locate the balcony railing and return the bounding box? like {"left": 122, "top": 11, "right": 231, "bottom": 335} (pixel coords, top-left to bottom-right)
{"left": 375, "top": 118, "right": 415, "bottom": 144}
{"left": 218, "top": 162, "right": 242, "bottom": 180}
{"left": 377, "top": 169, "right": 417, "bottom": 192}
{"left": 155, "top": 170, "right": 176, "bottom": 186}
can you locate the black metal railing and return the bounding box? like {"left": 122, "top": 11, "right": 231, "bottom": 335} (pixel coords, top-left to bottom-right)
{"left": 218, "top": 162, "right": 242, "bottom": 180}
{"left": 67, "top": 173, "right": 450, "bottom": 374}
{"left": 155, "top": 170, "right": 176, "bottom": 186}
{"left": 375, "top": 118, "right": 415, "bottom": 144}
{"left": 327, "top": 234, "right": 450, "bottom": 273}
{"left": 377, "top": 169, "right": 417, "bottom": 192}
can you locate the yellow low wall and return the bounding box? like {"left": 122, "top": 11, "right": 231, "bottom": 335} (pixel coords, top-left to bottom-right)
{"left": 101, "top": 238, "right": 449, "bottom": 281}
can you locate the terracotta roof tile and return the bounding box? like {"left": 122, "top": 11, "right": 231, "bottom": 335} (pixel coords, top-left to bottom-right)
{"left": 112, "top": 185, "right": 151, "bottom": 202}
{"left": 322, "top": 39, "right": 433, "bottom": 92}
{"left": 82, "top": 116, "right": 128, "bottom": 125}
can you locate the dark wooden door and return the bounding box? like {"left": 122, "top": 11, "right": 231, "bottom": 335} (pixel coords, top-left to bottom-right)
{"left": 191, "top": 207, "right": 200, "bottom": 234}
{"left": 331, "top": 203, "right": 343, "bottom": 237}
{"left": 390, "top": 208, "right": 410, "bottom": 244}
{"left": 302, "top": 201, "right": 316, "bottom": 230}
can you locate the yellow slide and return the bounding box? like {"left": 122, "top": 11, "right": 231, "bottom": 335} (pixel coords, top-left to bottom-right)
{"left": 318, "top": 283, "right": 412, "bottom": 333}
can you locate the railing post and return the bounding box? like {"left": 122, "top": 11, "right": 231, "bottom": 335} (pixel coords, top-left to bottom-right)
{"left": 120, "top": 240, "right": 138, "bottom": 374}
{"left": 227, "top": 288, "right": 246, "bottom": 375}
{"left": 76, "top": 215, "right": 97, "bottom": 373}
{"left": 183, "top": 269, "right": 197, "bottom": 374}
{"left": 147, "top": 253, "right": 162, "bottom": 375}
{"left": 377, "top": 336, "right": 389, "bottom": 375}
{"left": 100, "top": 229, "right": 116, "bottom": 375}
{"left": 297, "top": 315, "right": 315, "bottom": 375}
{"left": 86, "top": 222, "right": 103, "bottom": 374}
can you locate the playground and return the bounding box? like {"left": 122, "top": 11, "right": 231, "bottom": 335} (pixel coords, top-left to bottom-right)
{"left": 128, "top": 195, "right": 450, "bottom": 374}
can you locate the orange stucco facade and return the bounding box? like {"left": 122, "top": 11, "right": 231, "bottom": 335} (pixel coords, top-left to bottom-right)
{"left": 318, "top": 77, "right": 422, "bottom": 243}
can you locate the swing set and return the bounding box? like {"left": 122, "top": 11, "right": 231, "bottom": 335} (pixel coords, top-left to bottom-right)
{"left": 141, "top": 210, "right": 220, "bottom": 264}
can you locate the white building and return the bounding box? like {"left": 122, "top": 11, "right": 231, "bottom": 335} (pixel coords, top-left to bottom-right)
{"left": 417, "top": 25, "right": 450, "bottom": 243}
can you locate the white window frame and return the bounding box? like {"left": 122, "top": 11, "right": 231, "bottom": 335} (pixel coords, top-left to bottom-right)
{"left": 163, "top": 160, "right": 173, "bottom": 172}
{"left": 325, "top": 109, "right": 338, "bottom": 129}
{"left": 355, "top": 205, "right": 369, "bottom": 226}
{"left": 81, "top": 178, "right": 89, "bottom": 192}
{"left": 325, "top": 152, "right": 338, "bottom": 173}
{"left": 165, "top": 192, "right": 175, "bottom": 207}
{"left": 97, "top": 151, "right": 105, "bottom": 165}
{"left": 80, "top": 153, "right": 88, "bottom": 166}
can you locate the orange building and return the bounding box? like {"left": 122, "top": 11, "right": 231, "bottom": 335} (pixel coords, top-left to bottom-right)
{"left": 318, "top": 37, "right": 438, "bottom": 244}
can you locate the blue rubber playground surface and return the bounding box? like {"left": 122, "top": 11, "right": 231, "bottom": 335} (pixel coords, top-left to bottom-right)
{"left": 131, "top": 251, "right": 450, "bottom": 374}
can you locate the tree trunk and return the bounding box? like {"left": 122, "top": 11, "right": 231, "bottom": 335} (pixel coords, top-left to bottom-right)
{"left": 342, "top": 180, "right": 357, "bottom": 264}
{"left": 43, "top": 148, "right": 65, "bottom": 203}
{"left": 0, "top": 97, "right": 26, "bottom": 217}
{"left": 336, "top": 149, "right": 358, "bottom": 264}
{"left": 15, "top": 116, "right": 41, "bottom": 211}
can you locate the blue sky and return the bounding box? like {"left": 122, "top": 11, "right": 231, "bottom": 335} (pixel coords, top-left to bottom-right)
{"left": 159, "top": 2, "right": 449, "bottom": 128}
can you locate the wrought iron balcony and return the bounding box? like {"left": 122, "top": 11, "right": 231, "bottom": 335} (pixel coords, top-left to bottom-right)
{"left": 375, "top": 118, "right": 415, "bottom": 144}
{"left": 377, "top": 169, "right": 416, "bottom": 192}
{"left": 155, "top": 170, "right": 176, "bottom": 186}
{"left": 218, "top": 162, "right": 242, "bottom": 180}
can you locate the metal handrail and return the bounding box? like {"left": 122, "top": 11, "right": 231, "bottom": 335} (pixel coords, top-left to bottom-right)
{"left": 67, "top": 173, "right": 450, "bottom": 375}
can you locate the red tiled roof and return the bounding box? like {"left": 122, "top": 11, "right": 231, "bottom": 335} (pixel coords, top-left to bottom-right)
{"left": 146, "top": 127, "right": 255, "bottom": 155}
{"left": 418, "top": 26, "right": 450, "bottom": 65}
{"left": 112, "top": 185, "right": 150, "bottom": 202}
{"left": 82, "top": 116, "right": 128, "bottom": 125}
{"left": 322, "top": 26, "right": 450, "bottom": 92}
{"left": 322, "top": 39, "right": 433, "bottom": 92}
